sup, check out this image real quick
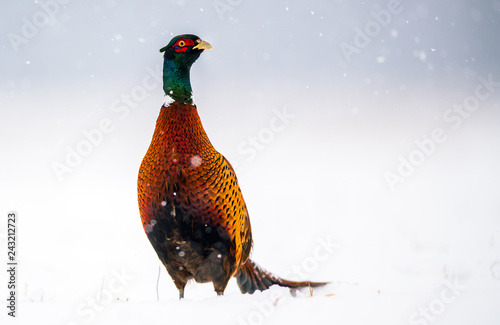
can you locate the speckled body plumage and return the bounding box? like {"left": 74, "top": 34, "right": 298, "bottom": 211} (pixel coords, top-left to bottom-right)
{"left": 138, "top": 102, "right": 252, "bottom": 294}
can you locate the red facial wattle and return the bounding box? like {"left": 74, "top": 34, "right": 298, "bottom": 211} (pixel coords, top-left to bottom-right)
{"left": 173, "top": 38, "right": 195, "bottom": 53}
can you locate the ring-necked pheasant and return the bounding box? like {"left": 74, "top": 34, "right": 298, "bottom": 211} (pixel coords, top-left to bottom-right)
{"left": 137, "top": 34, "right": 326, "bottom": 299}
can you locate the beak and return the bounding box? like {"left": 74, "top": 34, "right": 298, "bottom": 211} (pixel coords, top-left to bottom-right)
{"left": 193, "top": 40, "right": 213, "bottom": 50}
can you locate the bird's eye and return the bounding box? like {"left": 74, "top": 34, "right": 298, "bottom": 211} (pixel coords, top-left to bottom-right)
{"left": 172, "top": 38, "right": 194, "bottom": 53}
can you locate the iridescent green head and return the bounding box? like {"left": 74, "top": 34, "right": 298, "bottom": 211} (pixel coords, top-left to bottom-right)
{"left": 160, "top": 34, "right": 213, "bottom": 104}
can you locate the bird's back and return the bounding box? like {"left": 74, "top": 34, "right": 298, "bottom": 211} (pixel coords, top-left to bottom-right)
{"left": 137, "top": 102, "right": 252, "bottom": 291}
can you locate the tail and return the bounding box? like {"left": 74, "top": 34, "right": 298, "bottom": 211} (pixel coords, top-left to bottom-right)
{"left": 236, "top": 259, "right": 328, "bottom": 294}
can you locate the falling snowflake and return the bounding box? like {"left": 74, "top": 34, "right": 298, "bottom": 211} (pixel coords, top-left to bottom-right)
{"left": 145, "top": 219, "right": 157, "bottom": 233}
{"left": 190, "top": 155, "right": 202, "bottom": 167}
{"left": 414, "top": 50, "right": 426, "bottom": 62}
{"left": 491, "top": 261, "right": 500, "bottom": 280}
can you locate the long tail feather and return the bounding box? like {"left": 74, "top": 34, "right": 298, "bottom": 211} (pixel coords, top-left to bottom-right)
{"left": 236, "top": 259, "right": 328, "bottom": 294}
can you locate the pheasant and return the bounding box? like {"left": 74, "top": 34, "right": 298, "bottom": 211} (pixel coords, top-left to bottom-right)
{"left": 137, "top": 34, "right": 326, "bottom": 299}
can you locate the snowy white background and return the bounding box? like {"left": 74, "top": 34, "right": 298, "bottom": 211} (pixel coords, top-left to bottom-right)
{"left": 1, "top": 0, "right": 500, "bottom": 324}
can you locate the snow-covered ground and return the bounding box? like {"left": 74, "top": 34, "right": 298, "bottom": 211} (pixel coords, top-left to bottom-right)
{"left": 1, "top": 1, "right": 500, "bottom": 324}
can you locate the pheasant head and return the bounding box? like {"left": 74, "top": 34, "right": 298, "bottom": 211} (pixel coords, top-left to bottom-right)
{"left": 160, "top": 34, "right": 213, "bottom": 104}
